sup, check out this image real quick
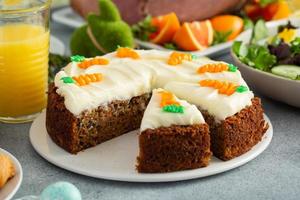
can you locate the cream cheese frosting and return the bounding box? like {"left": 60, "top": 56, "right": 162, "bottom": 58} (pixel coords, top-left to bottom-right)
{"left": 164, "top": 81, "right": 254, "bottom": 121}
{"left": 140, "top": 88, "right": 205, "bottom": 131}
{"left": 54, "top": 49, "right": 252, "bottom": 118}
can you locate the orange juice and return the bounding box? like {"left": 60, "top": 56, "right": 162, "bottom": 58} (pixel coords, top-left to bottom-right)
{"left": 0, "top": 24, "right": 49, "bottom": 118}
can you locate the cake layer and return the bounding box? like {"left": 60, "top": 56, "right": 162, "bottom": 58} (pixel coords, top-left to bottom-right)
{"left": 46, "top": 84, "right": 151, "bottom": 154}
{"left": 140, "top": 88, "right": 205, "bottom": 131}
{"left": 137, "top": 124, "right": 211, "bottom": 173}
{"left": 202, "top": 97, "right": 269, "bottom": 160}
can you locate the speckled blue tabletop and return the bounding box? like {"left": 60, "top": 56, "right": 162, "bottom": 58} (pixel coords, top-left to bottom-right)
{"left": 0, "top": 13, "right": 299, "bottom": 200}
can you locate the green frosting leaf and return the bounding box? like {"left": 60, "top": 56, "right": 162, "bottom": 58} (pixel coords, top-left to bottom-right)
{"left": 71, "top": 55, "right": 85, "bottom": 62}
{"left": 61, "top": 77, "right": 75, "bottom": 84}
{"left": 236, "top": 85, "right": 248, "bottom": 93}
{"left": 191, "top": 54, "right": 200, "bottom": 60}
{"left": 162, "top": 104, "right": 184, "bottom": 113}
{"left": 228, "top": 64, "right": 238, "bottom": 72}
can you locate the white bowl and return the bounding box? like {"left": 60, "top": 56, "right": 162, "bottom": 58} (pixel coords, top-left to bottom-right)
{"left": 231, "top": 51, "right": 300, "bottom": 108}
{"left": 231, "top": 18, "right": 300, "bottom": 108}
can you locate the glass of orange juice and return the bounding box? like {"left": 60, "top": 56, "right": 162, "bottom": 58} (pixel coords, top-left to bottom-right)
{"left": 0, "top": 0, "right": 51, "bottom": 123}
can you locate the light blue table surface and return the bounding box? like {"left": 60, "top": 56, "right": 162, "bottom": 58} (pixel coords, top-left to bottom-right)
{"left": 0, "top": 14, "right": 300, "bottom": 200}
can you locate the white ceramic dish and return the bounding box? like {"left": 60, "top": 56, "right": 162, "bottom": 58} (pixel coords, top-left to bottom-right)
{"left": 30, "top": 112, "right": 273, "bottom": 182}
{"left": 0, "top": 148, "right": 23, "bottom": 200}
{"left": 232, "top": 18, "right": 300, "bottom": 108}
{"left": 52, "top": 7, "right": 235, "bottom": 57}
{"left": 135, "top": 39, "right": 233, "bottom": 57}
{"left": 50, "top": 35, "right": 65, "bottom": 55}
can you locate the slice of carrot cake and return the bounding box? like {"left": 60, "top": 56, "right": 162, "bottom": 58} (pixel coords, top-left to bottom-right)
{"left": 137, "top": 88, "right": 211, "bottom": 173}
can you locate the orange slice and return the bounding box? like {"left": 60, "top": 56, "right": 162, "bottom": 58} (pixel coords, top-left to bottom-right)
{"left": 271, "top": 1, "right": 290, "bottom": 20}
{"left": 211, "top": 15, "right": 244, "bottom": 41}
{"left": 173, "top": 20, "right": 213, "bottom": 51}
{"left": 150, "top": 12, "right": 180, "bottom": 44}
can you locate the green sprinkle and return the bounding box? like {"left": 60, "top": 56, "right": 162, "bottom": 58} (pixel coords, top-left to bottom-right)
{"left": 228, "top": 64, "right": 238, "bottom": 72}
{"left": 191, "top": 54, "right": 199, "bottom": 60}
{"left": 236, "top": 85, "right": 248, "bottom": 93}
{"left": 61, "top": 77, "right": 75, "bottom": 84}
{"left": 162, "top": 104, "right": 184, "bottom": 113}
{"left": 71, "top": 55, "right": 85, "bottom": 62}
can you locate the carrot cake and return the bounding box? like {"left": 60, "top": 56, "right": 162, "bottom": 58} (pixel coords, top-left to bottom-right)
{"left": 46, "top": 48, "right": 268, "bottom": 170}
{"left": 137, "top": 88, "right": 211, "bottom": 173}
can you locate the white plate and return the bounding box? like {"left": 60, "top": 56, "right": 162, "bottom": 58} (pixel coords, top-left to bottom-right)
{"left": 50, "top": 35, "right": 65, "bottom": 55}
{"left": 52, "top": 7, "right": 233, "bottom": 57}
{"left": 232, "top": 18, "right": 300, "bottom": 108}
{"left": 0, "top": 148, "right": 23, "bottom": 200}
{"left": 30, "top": 112, "right": 273, "bottom": 182}
{"left": 135, "top": 39, "right": 233, "bottom": 57}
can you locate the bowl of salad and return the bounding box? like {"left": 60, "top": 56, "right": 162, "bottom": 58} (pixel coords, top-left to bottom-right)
{"left": 231, "top": 18, "right": 300, "bottom": 107}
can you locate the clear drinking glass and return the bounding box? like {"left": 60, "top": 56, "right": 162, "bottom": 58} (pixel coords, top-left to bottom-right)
{"left": 0, "top": 0, "right": 51, "bottom": 123}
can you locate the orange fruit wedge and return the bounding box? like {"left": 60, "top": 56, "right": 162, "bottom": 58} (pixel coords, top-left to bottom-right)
{"left": 173, "top": 20, "right": 213, "bottom": 51}
{"left": 150, "top": 12, "right": 180, "bottom": 44}
{"left": 211, "top": 15, "right": 244, "bottom": 41}
{"left": 271, "top": 1, "right": 290, "bottom": 20}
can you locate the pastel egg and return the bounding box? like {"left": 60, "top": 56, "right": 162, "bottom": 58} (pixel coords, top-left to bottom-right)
{"left": 40, "top": 182, "right": 82, "bottom": 200}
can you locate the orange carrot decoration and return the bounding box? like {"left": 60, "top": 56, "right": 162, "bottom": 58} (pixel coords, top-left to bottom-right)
{"left": 72, "top": 73, "right": 103, "bottom": 86}
{"left": 159, "top": 91, "right": 180, "bottom": 107}
{"left": 78, "top": 58, "right": 109, "bottom": 69}
{"left": 167, "top": 52, "right": 192, "bottom": 65}
{"left": 197, "top": 63, "right": 237, "bottom": 74}
{"left": 116, "top": 47, "right": 140, "bottom": 59}
{"left": 199, "top": 79, "right": 238, "bottom": 96}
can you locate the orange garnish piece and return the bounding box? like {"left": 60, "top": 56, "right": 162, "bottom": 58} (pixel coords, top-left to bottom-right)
{"left": 150, "top": 12, "right": 180, "bottom": 44}
{"left": 211, "top": 15, "right": 244, "bottom": 41}
{"left": 78, "top": 58, "right": 109, "bottom": 69}
{"left": 197, "top": 63, "right": 229, "bottom": 74}
{"left": 167, "top": 52, "right": 192, "bottom": 65}
{"left": 173, "top": 20, "right": 213, "bottom": 51}
{"left": 72, "top": 73, "right": 102, "bottom": 86}
{"left": 159, "top": 91, "right": 180, "bottom": 107}
{"left": 199, "top": 79, "right": 238, "bottom": 96}
{"left": 116, "top": 47, "right": 140, "bottom": 59}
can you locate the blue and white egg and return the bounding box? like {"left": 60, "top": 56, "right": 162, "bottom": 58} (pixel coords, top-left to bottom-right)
{"left": 40, "top": 182, "right": 82, "bottom": 200}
